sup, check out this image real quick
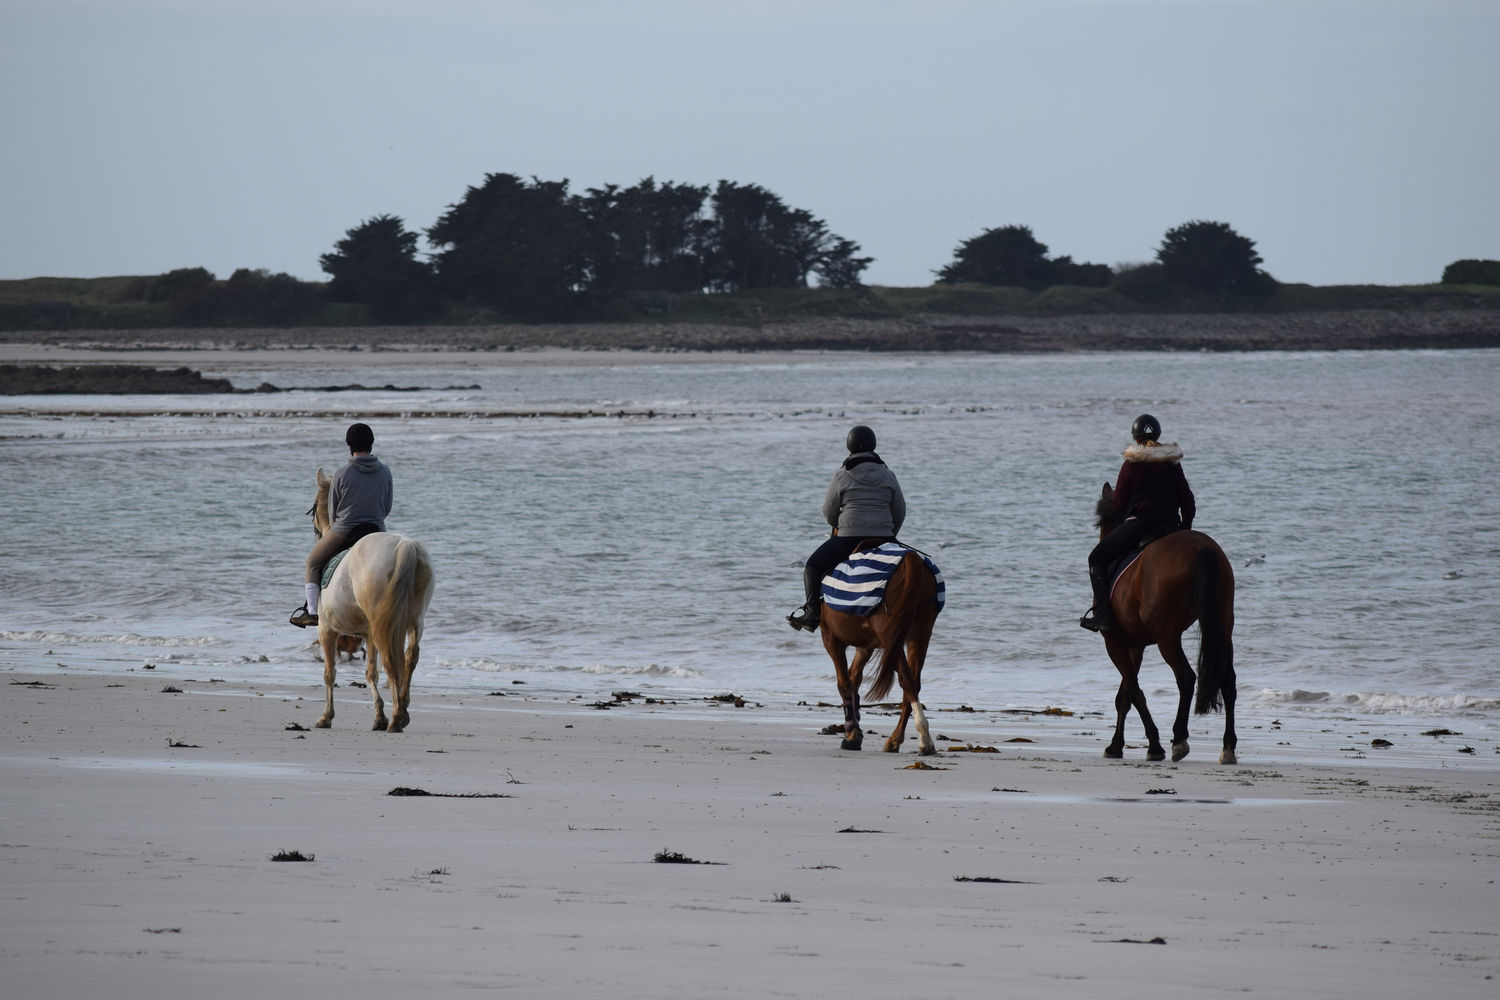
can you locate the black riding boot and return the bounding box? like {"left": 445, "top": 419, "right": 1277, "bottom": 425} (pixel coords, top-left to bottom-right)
{"left": 786, "top": 599, "right": 821, "bottom": 633}
{"left": 1079, "top": 567, "right": 1115, "bottom": 632}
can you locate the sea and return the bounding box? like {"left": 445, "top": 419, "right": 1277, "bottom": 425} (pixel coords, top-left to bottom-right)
{"left": 2, "top": 347, "right": 1497, "bottom": 742}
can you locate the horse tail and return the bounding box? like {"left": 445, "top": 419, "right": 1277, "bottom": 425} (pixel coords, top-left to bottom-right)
{"left": 371, "top": 537, "right": 420, "bottom": 676}
{"left": 866, "top": 553, "right": 931, "bottom": 702}
{"left": 1192, "top": 545, "right": 1234, "bottom": 715}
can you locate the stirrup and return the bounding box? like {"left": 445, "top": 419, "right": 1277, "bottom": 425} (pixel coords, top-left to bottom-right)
{"left": 1079, "top": 606, "right": 1110, "bottom": 632}
{"left": 786, "top": 605, "right": 819, "bottom": 632}
{"left": 289, "top": 604, "right": 319, "bottom": 629}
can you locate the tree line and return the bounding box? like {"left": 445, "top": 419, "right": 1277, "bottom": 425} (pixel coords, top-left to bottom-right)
{"left": 322, "top": 173, "right": 873, "bottom": 322}
{"left": 31, "top": 169, "right": 1496, "bottom": 328}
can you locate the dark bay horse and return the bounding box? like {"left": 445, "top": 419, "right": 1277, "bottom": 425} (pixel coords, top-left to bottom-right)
{"left": 820, "top": 549, "right": 941, "bottom": 755}
{"left": 1092, "top": 483, "right": 1238, "bottom": 764}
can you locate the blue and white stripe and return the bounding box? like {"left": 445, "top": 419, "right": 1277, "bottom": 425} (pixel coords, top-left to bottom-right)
{"left": 820, "top": 542, "right": 945, "bottom": 616}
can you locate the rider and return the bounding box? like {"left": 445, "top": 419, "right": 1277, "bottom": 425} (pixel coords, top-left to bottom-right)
{"left": 1080, "top": 413, "right": 1196, "bottom": 633}
{"left": 289, "top": 422, "right": 394, "bottom": 628}
{"left": 786, "top": 424, "right": 906, "bottom": 632}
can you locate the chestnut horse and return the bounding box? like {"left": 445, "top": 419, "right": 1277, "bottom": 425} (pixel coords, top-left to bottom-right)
{"left": 1092, "top": 483, "right": 1238, "bottom": 764}
{"left": 821, "top": 549, "right": 941, "bottom": 755}
{"left": 309, "top": 467, "right": 434, "bottom": 732}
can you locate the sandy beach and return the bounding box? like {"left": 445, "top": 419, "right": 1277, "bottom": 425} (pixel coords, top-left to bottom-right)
{"left": 3, "top": 667, "right": 1496, "bottom": 999}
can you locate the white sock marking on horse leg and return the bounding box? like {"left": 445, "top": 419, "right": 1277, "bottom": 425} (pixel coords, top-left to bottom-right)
{"left": 913, "top": 700, "right": 934, "bottom": 754}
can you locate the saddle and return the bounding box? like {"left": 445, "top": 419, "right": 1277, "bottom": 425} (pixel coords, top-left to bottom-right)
{"left": 820, "top": 541, "right": 945, "bottom": 616}
{"left": 1103, "top": 523, "right": 1183, "bottom": 588}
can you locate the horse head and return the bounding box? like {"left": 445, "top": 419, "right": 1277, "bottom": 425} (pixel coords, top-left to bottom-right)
{"left": 1095, "top": 482, "right": 1124, "bottom": 539}
{"left": 310, "top": 467, "right": 332, "bottom": 540}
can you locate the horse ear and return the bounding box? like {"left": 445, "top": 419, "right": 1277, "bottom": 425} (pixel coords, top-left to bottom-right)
{"left": 317, "top": 467, "right": 327, "bottom": 485}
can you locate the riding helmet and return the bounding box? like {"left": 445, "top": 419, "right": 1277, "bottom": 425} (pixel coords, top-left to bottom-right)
{"left": 1131, "top": 414, "right": 1160, "bottom": 443}
{"left": 846, "top": 424, "right": 877, "bottom": 453}
{"left": 345, "top": 422, "right": 375, "bottom": 452}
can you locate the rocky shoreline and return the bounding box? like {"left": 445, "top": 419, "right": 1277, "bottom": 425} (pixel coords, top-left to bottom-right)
{"left": 2, "top": 309, "right": 1497, "bottom": 393}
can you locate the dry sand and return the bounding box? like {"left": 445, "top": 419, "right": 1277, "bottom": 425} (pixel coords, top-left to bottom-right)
{"left": 3, "top": 668, "right": 1496, "bottom": 999}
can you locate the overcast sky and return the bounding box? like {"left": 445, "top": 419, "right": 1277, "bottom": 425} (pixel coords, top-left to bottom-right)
{"left": 3, "top": 0, "right": 1496, "bottom": 288}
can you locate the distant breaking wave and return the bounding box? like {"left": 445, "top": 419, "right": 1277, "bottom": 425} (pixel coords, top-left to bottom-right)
{"left": 1257, "top": 687, "right": 1500, "bottom": 715}
{"left": 0, "top": 629, "right": 222, "bottom": 648}
{"left": 435, "top": 656, "right": 704, "bottom": 680}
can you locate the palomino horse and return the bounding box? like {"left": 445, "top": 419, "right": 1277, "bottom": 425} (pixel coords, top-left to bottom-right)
{"left": 310, "top": 467, "right": 434, "bottom": 732}
{"left": 821, "top": 549, "right": 941, "bottom": 755}
{"left": 1092, "top": 483, "right": 1237, "bottom": 764}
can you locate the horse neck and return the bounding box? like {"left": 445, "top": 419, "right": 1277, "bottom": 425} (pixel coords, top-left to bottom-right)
{"left": 314, "top": 488, "right": 332, "bottom": 537}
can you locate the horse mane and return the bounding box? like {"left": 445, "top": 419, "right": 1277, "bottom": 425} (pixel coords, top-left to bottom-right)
{"left": 1095, "top": 494, "right": 1123, "bottom": 531}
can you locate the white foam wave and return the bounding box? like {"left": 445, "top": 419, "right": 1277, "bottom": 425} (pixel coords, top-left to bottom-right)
{"left": 1256, "top": 687, "right": 1500, "bottom": 715}
{"left": 433, "top": 657, "right": 703, "bottom": 680}
{"left": 0, "top": 630, "right": 222, "bottom": 648}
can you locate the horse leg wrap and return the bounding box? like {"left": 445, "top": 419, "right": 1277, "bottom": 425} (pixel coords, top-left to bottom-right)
{"left": 843, "top": 696, "right": 860, "bottom": 734}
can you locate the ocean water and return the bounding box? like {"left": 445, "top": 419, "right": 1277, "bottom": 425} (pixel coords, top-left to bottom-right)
{"left": 2, "top": 348, "right": 1497, "bottom": 737}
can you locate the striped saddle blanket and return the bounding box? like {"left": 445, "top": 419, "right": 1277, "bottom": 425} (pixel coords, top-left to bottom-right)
{"left": 820, "top": 542, "right": 945, "bottom": 616}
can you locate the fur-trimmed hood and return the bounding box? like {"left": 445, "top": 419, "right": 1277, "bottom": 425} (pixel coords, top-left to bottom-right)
{"left": 1122, "top": 441, "right": 1184, "bottom": 464}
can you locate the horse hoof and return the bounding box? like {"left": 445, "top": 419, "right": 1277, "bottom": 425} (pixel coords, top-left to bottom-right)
{"left": 1171, "top": 743, "right": 1190, "bottom": 762}
{"left": 918, "top": 745, "right": 937, "bottom": 757}
{"left": 840, "top": 738, "right": 862, "bottom": 751}
{"left": 1103, "top": 746, "right": 1123, "bottom": 759}
{"left": 1147, "top": 747, "right": 1166, "bottom": 762}
{"left": 372, "top": 719, "right": 387, "bottom": 731}
{"left": 1219, "top": 750, "right": 1238, "bottom": 766}
{"left": 315, "top": 718, "right": 331, "bottom": 729}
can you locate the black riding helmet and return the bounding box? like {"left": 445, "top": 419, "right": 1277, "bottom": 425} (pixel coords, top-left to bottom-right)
{"left": 1131, "top": 414, "right": 1160, "bottom": 443}
{"left": 345, "top": 422, "right": 375, "bottom": 453}
{"left": 846, "top": 424, "right": 877, "bottom": 453}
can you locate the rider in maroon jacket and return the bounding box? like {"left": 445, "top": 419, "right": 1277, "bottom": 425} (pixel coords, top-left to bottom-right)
{"left": 1080, "top": 414, "right": 1196, "bottom": 632}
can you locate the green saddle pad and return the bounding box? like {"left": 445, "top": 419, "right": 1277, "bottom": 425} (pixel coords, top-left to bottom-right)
{"left": 321, "top": 549, "right": 349, "bottom": 590}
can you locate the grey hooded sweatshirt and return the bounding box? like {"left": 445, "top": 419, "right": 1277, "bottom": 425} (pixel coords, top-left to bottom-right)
{"left": 822, "top": 452, "right": 905, "bottom": 538}
{"left": 329, "top": 455, "right": 393, "bottom": 534}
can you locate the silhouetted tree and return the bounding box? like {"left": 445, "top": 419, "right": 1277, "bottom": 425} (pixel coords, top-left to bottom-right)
{"left": 816, "top": 237, "right": 874, "bottom": 288}
{"left": 1156, "top": 220, "right": 1275, "bottom": 298}
{"left": 706, "top": 181, "right": 869, "bottom": 291}
{"left": 1441, "top": 259, "right": 1500, "bottom": 286}
{"left": 935, "top": 226, "right": 1055, "bottom": 289}
{"left": 320, "top": 215, "right": 440, "bottom": 323}
{"left": 426, "top": 173, "right": 586, "bottom": 318}
{"left": 1048, "top": 255, "right": 1112, "bottom": 287}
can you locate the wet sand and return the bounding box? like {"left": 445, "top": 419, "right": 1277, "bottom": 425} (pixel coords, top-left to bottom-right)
{"left": 3, "top": 668, "right": 1497, "bottom": 998}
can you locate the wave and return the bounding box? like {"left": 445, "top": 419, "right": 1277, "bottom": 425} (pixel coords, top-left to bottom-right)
{"left": 1256, "top": 687, "right": 1500, "bottom": 716}
{"left": 433, "top": 656, "right": 704, "bottom": 680}
{"left": 0, "top": 630, "right": 223, "bottom": 648}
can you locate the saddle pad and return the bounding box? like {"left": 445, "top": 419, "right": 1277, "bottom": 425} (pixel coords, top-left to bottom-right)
{"left": 320, "top": 549, "right": 349, "bottom": 590}
{"left": 820, "top": 542, "right": 945, "bottom": 616}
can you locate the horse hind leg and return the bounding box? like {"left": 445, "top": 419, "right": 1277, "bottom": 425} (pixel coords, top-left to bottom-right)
{"left": 884, "top": 625, "right": 936, "bottom": 756}
{"left": 316, "top": 629, "right": 338, "bottom": 728}
{"left": 1158, "top": 635, "right": 1196, "bottom": 762}
{"left": 365, "top": 642, "right": 388, "bottom": 731}
{"left": 395, "top": 628, "right": 421, "bottom": 726}
{"left": 384, "top": 643, "right": 409, "bottom": 734}
{"left": 1219, "top": 664, "right": 1239, "bottom": 766}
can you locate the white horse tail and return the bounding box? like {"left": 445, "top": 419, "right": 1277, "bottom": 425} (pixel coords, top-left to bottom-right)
{"left": 371, "top": 537, "right": 421, "bottom": 679}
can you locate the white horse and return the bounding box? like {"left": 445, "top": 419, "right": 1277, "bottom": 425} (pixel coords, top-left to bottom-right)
{"left": 310, "top": 467, "right": 435, "bottom": 732}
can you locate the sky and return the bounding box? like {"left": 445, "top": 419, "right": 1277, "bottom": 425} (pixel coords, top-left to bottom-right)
{"left": 3, "top": 0, "right": 1497, "bottom": 288}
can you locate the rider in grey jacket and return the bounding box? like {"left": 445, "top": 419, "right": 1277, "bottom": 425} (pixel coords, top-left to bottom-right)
{"left": 787, "top": 425, "right": 906, "bottom": 632}
{"left": 289, "top": 422, "right": 393, "bottom": 629}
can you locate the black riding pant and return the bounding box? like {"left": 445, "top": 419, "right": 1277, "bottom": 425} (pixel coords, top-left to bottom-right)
{"left": 804, "top": 535, "right": 898, "bottom": 603}
{"left": 1088, "top": 516, "right": 1179, "bottom": 579}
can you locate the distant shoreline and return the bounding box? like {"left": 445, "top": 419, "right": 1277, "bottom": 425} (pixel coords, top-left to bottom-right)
{"left": 3, "top": 308, "right": 1500, "bottom": 357}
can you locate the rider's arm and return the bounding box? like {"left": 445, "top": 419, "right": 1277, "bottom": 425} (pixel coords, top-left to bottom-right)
{"left": 822, "top": 472, "right": 844, "bottom": 530}
{"left": 1175, "top": 466, "right": 1196, "bottom": 529}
